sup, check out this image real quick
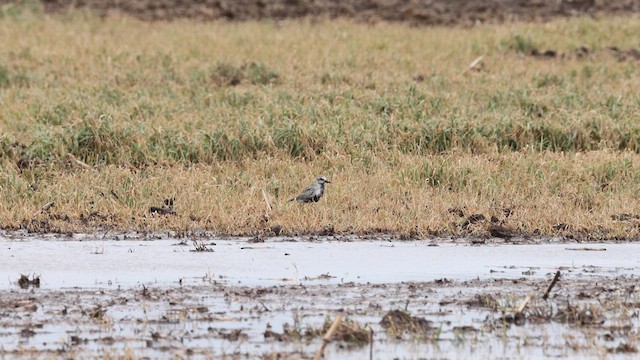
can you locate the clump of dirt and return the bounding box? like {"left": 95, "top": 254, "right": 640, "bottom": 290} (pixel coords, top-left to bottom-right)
{"left": 611, "top": 213, "right": 640, "bottom": 221}
{"left": 553, "top": 223, "right": 572, "bottom": 231}
{"left": 448, "top": 207, "right": 465, "bottom": 218}
{"left": 609, "top": 343, "right": 638, "bottom": 354}
{"left": 16, "top": 157, "right": 39, "bottom": 173}
{"left": 190, "top": 240, "right": 214, "bottom": 252}
{"left": 264, "top": 323, "right": 303, "bottom": 342}
{"left": 607, "top": 47, "right": 640, "bottom": 61}
{"left": 89, "top": 305, "right": 106, "bottom": 320}
{"left": 380, "top": 310, "right": 430, "bottom": 338}
{"left": 264, "top": 326, "right": 287, "bottom": 342}
{"left": 212, "top": 329, "right": 247, "bottom": 342}
{"left": 555, "top": 303, "right": 605, "bottom": 326}
{"left": 488, "top": 224, "right": 516, "bottom": 239}
{"left": 464, "top": 294, "right": 499, "bottom": 310}
{"left": 461, "top": 214, "right": 485, "bottom": 230}
{"left": 269, "top": 225, "right": 283, "bottom": 236}
{"left": 498, "top": 312, "right": 527, "bottom": 326}
{"left": 18, "top": 208, "right": 119, "bottom": 234}
{"left": 264, "top": 317, "right": 369, "bottom": 345}
{"left": 79, "top": 211, "right": 116, "bottom": 225}
{"left": 520, "top": 298, "right": 610, "bottom": 328}
{"left": 17, "top": 274, "right": 40, "bottom": 289}
{"left": 20, "top": 327, "right": 36, "bottom": 337}
{"left": 315, "top": 225, "right": 336, "bottom": 237}
{"left": 149, "top": 206, "right": 176, "bottom": 215}
{"left": 34, "top": 0, "right": 640, "bottom": 26}
{"left": 323, "top": 318, "right": 370, "bottom": 345}
{"left": 150, "top": 197, "right": 176, "bottom": 216}
{"left": 521, "top": 45, "right": 640, "bottom": 62}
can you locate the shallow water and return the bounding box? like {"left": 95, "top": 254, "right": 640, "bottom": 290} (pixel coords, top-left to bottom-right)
{"left": 1, "top": 237, "right": 637, "bottom": 289}
{"left": 1, "top": 236, "right": 639, "bottom": 359}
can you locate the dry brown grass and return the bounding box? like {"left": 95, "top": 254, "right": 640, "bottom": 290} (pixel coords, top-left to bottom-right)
{"left": 5, "top": 150, "right": 640, "bottom": 239}
{"left": 2, "top": 5, "right": 640, "bottom": 239}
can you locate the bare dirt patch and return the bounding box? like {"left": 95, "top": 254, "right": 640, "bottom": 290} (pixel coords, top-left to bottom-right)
{"left": 29, "top": 0, "right": 640, "bottom": 25}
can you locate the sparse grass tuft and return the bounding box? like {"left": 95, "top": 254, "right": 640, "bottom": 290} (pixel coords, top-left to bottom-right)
{"left": 210, "top": 62, "right": 279, "bottom": 86}
{"left": 501, "top": 33, "right": 536, "bottom": 54}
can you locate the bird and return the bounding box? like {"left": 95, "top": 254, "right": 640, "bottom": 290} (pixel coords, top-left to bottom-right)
{"left": 290, "top": 176, "right": 331, "bottom": 203}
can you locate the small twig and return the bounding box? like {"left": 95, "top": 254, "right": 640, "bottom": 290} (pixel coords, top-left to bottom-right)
{"left": 516, "top": 293, "right": 533, "bottom": 313}
{"left": 314, "top": 314, "right": 343, "bottom": 360}
{"left": 258, "top": 300, "right": 270, "bottom": 312}
{"left": 459, "top": 55, "right": 484, "bottom": 76}
{"left": 66, "top": 153, "right": 93, "bottom": 169}
{"left": 369, "top": 326, "right": 374, "bottom": 360}
{"left": 542, "top": 271, "right": 561, "bottom": 300}
{"left": 41, "top": 201, "right": 55, "bottom": 211}
{"left": 468, "top": 55, "right": 484, "bottom": 69}
{"left": 36, "top": 201, "right": 55, "bottom": 216}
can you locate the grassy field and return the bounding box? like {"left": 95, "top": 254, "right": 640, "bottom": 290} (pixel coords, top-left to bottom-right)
{"left": 1, "top": 4, "right": 640, "bottom": 239}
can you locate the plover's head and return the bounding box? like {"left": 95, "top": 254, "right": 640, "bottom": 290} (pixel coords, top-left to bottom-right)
{"left": 316, "top": 176, "right": 331, "bottom": 184}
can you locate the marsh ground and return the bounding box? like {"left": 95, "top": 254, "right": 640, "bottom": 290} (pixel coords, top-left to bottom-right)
{"left": 7, "top": 276, "right": 640, "bottom": 359}
{"left": 2, "top": 238, "right": 639, "bottom": 359}
{"left": 32, "top": 0, "right": 640, "bottom": 25}
{"left": 2, "top": 1, "right": 640, "bottom": 358}
{"left": 1, "top": 3, "right": 640, "bottom": 239}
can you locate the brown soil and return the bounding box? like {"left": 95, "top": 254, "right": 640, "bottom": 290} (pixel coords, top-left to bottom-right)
{"left": 25, "top": 0, "right": 640, "bottom": 25}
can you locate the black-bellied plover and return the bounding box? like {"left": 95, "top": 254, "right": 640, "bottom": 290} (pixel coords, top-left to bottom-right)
{"left": 290, "top": 176, "right": 331, "bottom": 203}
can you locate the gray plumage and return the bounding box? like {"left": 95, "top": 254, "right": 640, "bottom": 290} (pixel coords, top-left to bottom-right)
{"left": 290, "top": 176, "right": 331, "bottom": 203}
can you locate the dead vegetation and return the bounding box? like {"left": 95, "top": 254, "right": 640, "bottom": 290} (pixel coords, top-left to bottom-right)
{"left": 6, "top": 152, "right": 640, "bottom": 240}
{"left": 212, "top": 329, "right": 247, "bottom": 342}
{"left": 190, "top": 239, "right": 214, "bottom": 252}
{"left": 17, "top": 274, "right": 40, "bottom": 289}
{"left": 319, "top": 317, "right": 370, "bottom": 346}
{"left": 1, "top": 274, "right": 638, "bottom": 358}
{"left": 1, "top": 7, "right": 640, "bottom": 239}
{"left": 380, "top": 310, "right": 431, "bottom": 338}
{"left": 555, "top": 303, "right": 605, "bottom": 326}
{"left": 264, "top": 316, "right": 369, "bottom": 346}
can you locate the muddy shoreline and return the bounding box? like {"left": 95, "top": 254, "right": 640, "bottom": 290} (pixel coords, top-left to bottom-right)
{"left": 2, "top": 275, "right": 638, "bottom": 358}
{"left": 2, "top": 237, "right": 639, "bottom": 358}
{"left": 3, "top": 228, "right": 640, "bottom": 245}
{"left": 6, "top": 0, "right": 640, "bottom": 25}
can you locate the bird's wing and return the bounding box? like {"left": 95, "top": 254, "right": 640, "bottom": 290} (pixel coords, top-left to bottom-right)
{"left": 296, "top": 184, "right": 317, "bottom": 200}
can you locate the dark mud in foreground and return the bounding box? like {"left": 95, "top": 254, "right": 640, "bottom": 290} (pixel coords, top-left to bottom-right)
{"left": 27, "top": 0, "right": 640, "bottom": 25}
{"left": 2, "top": 277, "right": 639, "bottom": 358}
{"left": 1, "top": 238, "right": 640, "bottom": 358}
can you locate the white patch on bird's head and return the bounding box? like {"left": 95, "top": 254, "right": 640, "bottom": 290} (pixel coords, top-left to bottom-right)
{"left": 316, "top": 176, "right": 330, "bottom": 184}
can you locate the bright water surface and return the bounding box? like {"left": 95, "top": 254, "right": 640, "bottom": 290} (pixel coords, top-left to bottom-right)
{"left": 2, "top": 237, "right": 637, "bottom": 289}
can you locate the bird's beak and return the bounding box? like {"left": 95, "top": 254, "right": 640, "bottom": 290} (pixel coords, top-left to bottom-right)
{"left": 325, "top": 180, "right": 331, "bottom": 184}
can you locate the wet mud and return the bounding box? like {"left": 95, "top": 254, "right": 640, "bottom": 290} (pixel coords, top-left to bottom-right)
{"left": 1, "top": 237, "right": 639, "bottom": 358}
{"left": 24, "top": 0, "right": 640, "bottom": 26}
{"left": 2, "top": 275, "right": 638, "bottom": 358}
